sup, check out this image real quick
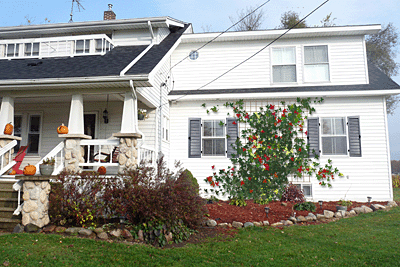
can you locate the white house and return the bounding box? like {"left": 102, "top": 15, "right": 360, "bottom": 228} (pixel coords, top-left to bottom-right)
{"left": 0, "top": 6, "right": 398, "bottom": 202}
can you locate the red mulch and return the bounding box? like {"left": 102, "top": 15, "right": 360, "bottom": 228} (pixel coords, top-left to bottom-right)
{"left": 206, "top": 200, "right": 388, "bottom": 225}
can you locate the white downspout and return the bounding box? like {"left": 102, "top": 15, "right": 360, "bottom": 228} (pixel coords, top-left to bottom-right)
{"left": 129, "top": 80, "right": 144, "bottom": 148}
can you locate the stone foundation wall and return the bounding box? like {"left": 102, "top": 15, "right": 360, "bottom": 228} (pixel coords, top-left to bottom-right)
{"left": 118, "top": 137, "right": 138, "bottom": 172}
{"left": 22, "top": 180, "right": 51, "bottom": 228}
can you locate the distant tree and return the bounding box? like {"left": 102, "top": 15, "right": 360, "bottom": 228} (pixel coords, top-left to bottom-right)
{"left": 201, "top": 24, "right": 213, "bottom": 33}
{"left": 279, "top": 11, "right": 307, "bottom": 29}
{"left": 366, "top": 23, "right": 400, "bottom": 114}
{"left": 391, "top": 160, "right": 400, "bottom": 173}
{"left": 229, "top": 6, "right": 264, "bottom": 31}
{"left": 319, "top": 12, "right": 336, "bottom": 27}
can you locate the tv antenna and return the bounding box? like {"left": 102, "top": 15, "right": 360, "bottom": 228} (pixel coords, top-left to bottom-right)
{"left": 69, "top": 0, "right": 85, "bottom": 23}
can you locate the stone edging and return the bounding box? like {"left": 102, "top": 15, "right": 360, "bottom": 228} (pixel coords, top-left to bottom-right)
{"left": 204, "top": 201, "right": 398, "bottom": 229}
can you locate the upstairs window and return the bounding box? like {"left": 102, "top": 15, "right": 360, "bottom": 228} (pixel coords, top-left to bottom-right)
{"left": 304, "top": 45, "right": 329, "bottom": 82}
{"left": 24, "top": 43, "right": 40, "bottom": 57}
{"left": 6, "top": 44, "right": 20, "bottom": 57}
{"left": 272, "top": 47, "right": 296, "bottom": 83}
{"left": 76, "top": 39, "right": 90, "bottom": 54}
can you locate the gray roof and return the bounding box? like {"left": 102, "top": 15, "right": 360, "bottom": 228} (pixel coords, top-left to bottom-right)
{"left": 0, "top": 24, "right": 189, "bottom": 81}
{"left": 169, "top": 63, "right": 400, "bottom": 96}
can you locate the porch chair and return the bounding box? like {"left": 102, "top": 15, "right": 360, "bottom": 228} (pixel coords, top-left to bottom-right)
{"left": 93, "top": 146, "right": 120, "bottom": 163}
{"left": 11, "top": 145, "right": 29, "bottom": 174}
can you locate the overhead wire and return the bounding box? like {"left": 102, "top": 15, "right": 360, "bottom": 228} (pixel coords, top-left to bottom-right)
{"left": 160, "top": 0, "right": 330, "bottom": 108}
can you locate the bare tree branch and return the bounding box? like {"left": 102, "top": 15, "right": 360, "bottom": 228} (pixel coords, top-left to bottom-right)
{"left": 229, "top": 6, "right": 264, "bottom": 31}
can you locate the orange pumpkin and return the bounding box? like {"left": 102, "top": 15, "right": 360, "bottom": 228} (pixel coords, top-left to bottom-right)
{"left": 4, "top": 122, "right": 13, "bottom": 135}
{"left": 9, "top": 169, "right": 16, "bottom": 175}
{"left": 23, "top": 164, "right": 36, "bottom": 176}
{"left": 98, "top": 166, "right": 107, "bottom": 175}
{"left": 57, "top": 123, "right": 69, "bottom": 134}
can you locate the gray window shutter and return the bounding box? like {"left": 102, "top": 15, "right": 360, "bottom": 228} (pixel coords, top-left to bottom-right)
{"left": 307, "top": 118, "right": 320, "bottom": 158}
{"left": 188, "top": 118, "right": 201, "bottom": 158}
{"left": 348, "top": 116, "right": 362, "bottom": 157}
{"left": 226, "top": 118, "right": 238, "bottom": 158}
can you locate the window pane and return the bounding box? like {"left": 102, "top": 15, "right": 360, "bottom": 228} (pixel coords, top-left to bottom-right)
{"left": 29, "top": 115, "right": 41, "bottom": 132}
{"left": 25, "top": 43, "right": 32, "bottom": 56}
{"left": 303, "top": 185, "right": 311, "bottom": 197}
{"left": 95, "top": 39, "right": 103, "bottom": 52}
{"left": 304, "top": 46, "right": 328, "bottom": 64}
{"left": 32, "top": 43, "right": 39, "bottom": 56}
{"left": 76, "top": 40, "right": 84, "bottom": 54}
{"left": 322, "top": 136, "right": 347, "bottom": 155}
{"left": 273, "top": 65, "right": 296, "bottom": 83}
{"left": 304, "top": 64, "right": 329, "bottom": 82}
{"left": 322, "top": 118, "right": 333, "bottom": 135}
{"left": 272, "top": 47, "right": 296, "bottom": 64}
{"left": 334, "top": 118, "right": 345, "bottom": 135}
{"left": 203, "top": 139, "right": 213, "bottom": 155}
{"left": 214, "top": 121, "right": 224, "bottom": 137}
{"left": 214, "top": 139, "right": 225, "bottom": 155}
{"left": 28, "top": 134, "right": 39, "bottom": 153}
{"left": 202, "top": 139, "right": 225, "bottom": 156}
{"left": 203, "top": 121, "right": 213, "bottom": 136}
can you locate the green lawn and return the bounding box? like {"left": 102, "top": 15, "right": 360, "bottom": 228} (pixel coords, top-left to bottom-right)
{"left": 1, "top": 206, "right": 400, "bottom": 266}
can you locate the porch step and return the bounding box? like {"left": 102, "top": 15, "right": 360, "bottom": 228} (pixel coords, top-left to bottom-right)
{"left": 0, "top": 181, "right": 21, "bottom": 230}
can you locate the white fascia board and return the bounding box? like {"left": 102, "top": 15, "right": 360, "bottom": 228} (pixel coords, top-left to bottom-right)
{"left": 0, "top": 75, "right": 148, "bottom": 87}
{"left": 168, "top": 89, "right": 400, "bottom": 101}
{"left": 182, "top": 25, "right": 381, "bottom": 43}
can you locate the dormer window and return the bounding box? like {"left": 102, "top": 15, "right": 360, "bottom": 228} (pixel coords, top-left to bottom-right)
{"left": 0, "top": 34, "right": 114, "bottom": 60}
{"left": 6, "top": 44, "right": 20, "bottom": 57}
{"left": 76, "top": 39, "right": 90, "bottom": 54}
{"left": 24, "top": 43, "right": 40, "bottom": 57}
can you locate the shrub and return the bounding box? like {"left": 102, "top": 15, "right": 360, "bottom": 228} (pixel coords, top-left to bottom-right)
{"left": 49, "top": 171, "right": 108, "bottom": 227}
{"left": 337, "top": 199, "right": 352, "bottom": 207}
{"left": 293, "top": 201, "right": 316, "bottom": 212}
{"left": 280, "top": 183, "right": 305, "bottom": 202}
{"left": 393, "top": 174, "right": 400, "bottom": 188}
{"left": 179, "top": 169, "right": 199, "bottom": 194}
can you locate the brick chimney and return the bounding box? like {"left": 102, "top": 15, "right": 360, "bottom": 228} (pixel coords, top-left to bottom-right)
{"left": 104, "top": 4, "right": 116, "bottom": 20}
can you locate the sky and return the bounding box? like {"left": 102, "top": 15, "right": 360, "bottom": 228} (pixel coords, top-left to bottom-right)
{"left": 1, "top": 0, "right": 400, "bottom": 159}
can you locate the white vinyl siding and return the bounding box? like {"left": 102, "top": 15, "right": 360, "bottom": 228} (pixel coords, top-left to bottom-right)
{"left": 170, "top": 96, "right": 392, "bottom": 202}
{"left": 171, "top": 35, "right": 368, "bottom": 91}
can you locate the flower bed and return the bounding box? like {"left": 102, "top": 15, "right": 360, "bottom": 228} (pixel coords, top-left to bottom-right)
{"left": 206, "top": 200, "right": 389, "bottom": 225}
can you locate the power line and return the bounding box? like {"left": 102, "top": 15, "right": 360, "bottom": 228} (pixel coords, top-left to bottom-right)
{"left": 169, "top": 0, "right": 272, "bottom": 71}
{"left": 163, "top": 0, "right": 330, "bottom": 107}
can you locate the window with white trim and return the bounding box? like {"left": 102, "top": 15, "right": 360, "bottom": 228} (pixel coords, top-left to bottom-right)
{"left": 304, "top": 45, "right": 329, "bottom": 82}
{"left": 203, "top": 120, "right": 225, "bottom": 156}
{"left": 162, "top": 116, "right": 170, "bottom": 142}
{"left": 321, "top": 117, "right": 347, "bottom": 155}
{"left": 294, "top": 184, "right": 312, "bottom": 197}
{"left": 24, "top": 43, "right": 40, "bottom": 57}
{"left": 75, "top": 39, "right": 90, "bottom": 54}
{"left": 6, "top": 44, "right": 20, "bottom": 57}
{"left": 272, "top": 47, "right": 296, "bottom": 83}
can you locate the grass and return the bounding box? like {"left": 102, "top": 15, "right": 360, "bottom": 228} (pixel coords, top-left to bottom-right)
{"left": 1, "top": 206, "right": 400, "bottom": 266}
{"left": 393, "top": 187, "right": 400, "bottom": 202}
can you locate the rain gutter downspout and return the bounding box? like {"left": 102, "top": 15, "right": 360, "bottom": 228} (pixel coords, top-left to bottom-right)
{"left": 120, "top": 21, "right": 155, "bottom": 76}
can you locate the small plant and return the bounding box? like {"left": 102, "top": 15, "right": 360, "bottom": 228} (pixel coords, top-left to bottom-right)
{"left": 293, "top": 201, "right": 316, "bottom": 212}
{"left": 338, "top": 199, "right": 352, "bottom": 207}
{"left": 392, "top": 174, "right": 400, "bottom": 188}
{"left": 138, "top": 108, "right": 147, "bottom": 115}
{"left": 280, "top": 183, "right": 305, "bottom": 202}
{"left": 229, "top": 198, "right": 247, "bottom": 207}
{"left": 42, "top": 157, "right": 55, "bottom": 165}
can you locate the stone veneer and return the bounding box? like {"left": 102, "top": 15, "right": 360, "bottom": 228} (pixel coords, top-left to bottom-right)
{"left": 20, "top": 176, "right": 53, "bottom": 228}
{"left": 112, "top": 133, "right": 141, "bottom": 173}
{"left": 59, "top": 134, "right": 91, "bottom": 173}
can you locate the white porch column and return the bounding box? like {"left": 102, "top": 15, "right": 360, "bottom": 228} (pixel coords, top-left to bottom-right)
{"left": 121, "top": 92, "right": 139, "bottom": 133}
{"left": 68, "top": 94, "right": 84, "bottom": 135}
{"left": 0, "top": 97, "right": 14, "bottom": 134}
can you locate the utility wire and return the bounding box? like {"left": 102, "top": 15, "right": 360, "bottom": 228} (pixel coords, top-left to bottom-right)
{"left": 170, "top": 0, "right": 272, "bottom": 71}
{"left": 161, "top": 0, "right": 330, "bottom": 107}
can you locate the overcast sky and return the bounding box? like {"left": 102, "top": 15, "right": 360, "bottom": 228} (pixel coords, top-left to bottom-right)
{"left": 1, "top": 0, "right": 400, "bottom": 159}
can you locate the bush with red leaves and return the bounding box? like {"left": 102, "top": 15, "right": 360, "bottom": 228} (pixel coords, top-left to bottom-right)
{"left": 280, "top": 183, "right": 305, "bottom": 202}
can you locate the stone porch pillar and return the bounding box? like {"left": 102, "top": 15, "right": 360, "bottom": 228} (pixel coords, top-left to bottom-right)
{"left": 112, "top": 133, "right": 141, "bottom": 172}
{"left": 58, "top": 134, "right": 91, "bottom": 173}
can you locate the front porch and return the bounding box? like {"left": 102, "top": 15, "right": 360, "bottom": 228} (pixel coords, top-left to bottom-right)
{"left": 0, "top": 89, "right": 158, "bottom": 178}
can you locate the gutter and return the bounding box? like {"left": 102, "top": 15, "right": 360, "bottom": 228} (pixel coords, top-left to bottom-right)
{"left": 168, "top": 89, "right": 400, "bottom": 101}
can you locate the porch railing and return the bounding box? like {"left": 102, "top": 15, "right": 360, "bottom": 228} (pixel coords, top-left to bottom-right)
{"left": 35, "top": 141, "right": 65, "bottom": 175}
{"left": 79, "top": 139, "right": 120, "bottom": 168}
{"left": 138, "top": 145, "right": 156, "bottom": 166}
{"left": 0, "top": 140, "right": 18, "bottom": 176}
